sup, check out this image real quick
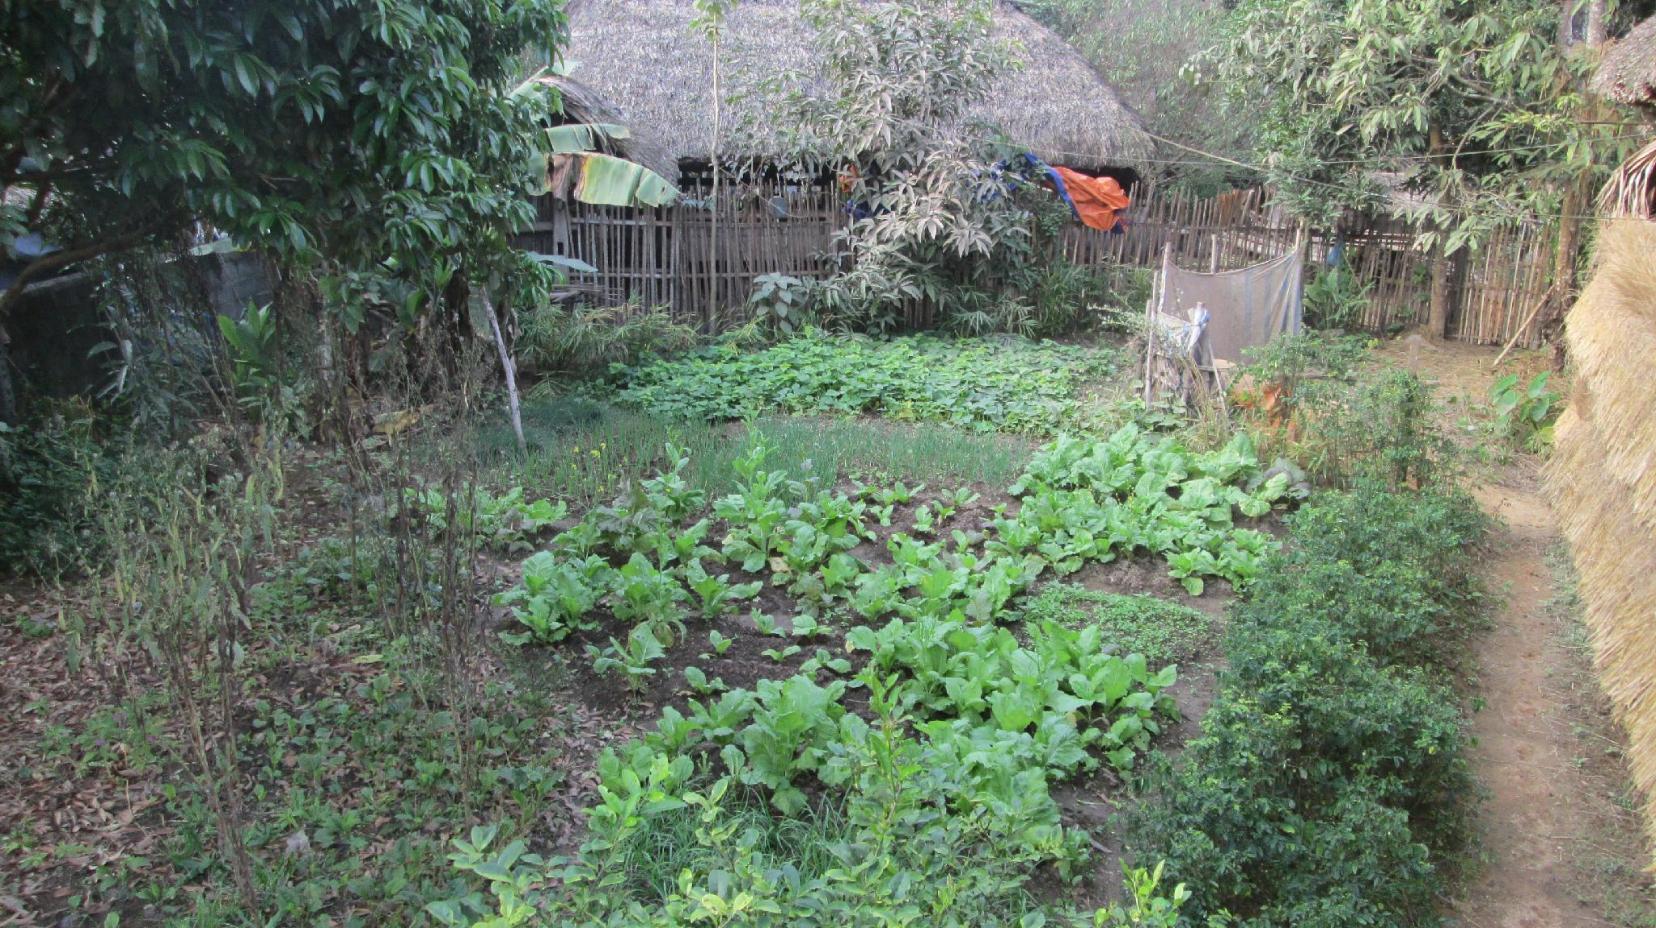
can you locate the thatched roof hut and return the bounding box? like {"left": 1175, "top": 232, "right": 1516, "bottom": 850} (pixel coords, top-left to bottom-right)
{"left": 1593, "top": 14, "right": 1656, "bottom": 111}
{"left": 559, "top": 0, "right": 1153, "bottom": 182}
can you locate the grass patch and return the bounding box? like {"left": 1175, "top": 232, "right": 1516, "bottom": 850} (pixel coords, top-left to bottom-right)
{"left": 1018, "top": 585, "right": 1215, "bottom": 665}
{"left": 472, "top": 397, "right": 1034, "bottom": 509}
{"left": 614, "top": 790, "right": 849, "bottom": 905}
{"left": 613, "top": 331, "right": 1120, "bottom": 434}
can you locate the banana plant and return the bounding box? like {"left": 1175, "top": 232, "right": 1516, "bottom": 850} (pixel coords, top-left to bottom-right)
{"left": 516, "top": 72, "right": 681, "bottom": 209}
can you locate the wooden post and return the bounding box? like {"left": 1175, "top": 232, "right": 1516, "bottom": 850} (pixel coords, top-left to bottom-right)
{"left": 483, "top": 293, "right": 525, "bottom": 454}
{"left": 1145, "top": 244, "right": 1170, "bottom": 404}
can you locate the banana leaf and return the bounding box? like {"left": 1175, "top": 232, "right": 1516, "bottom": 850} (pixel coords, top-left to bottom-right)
{"left": 574, "top": 153, "right": 679, "bottom": 208}
{"left": 545, "top": 123, "right": 632, "bottom": 154}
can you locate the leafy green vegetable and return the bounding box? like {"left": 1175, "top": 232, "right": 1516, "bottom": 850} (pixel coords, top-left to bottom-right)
{"left": 619, "top": 332, "right": 1119, "bottom": 434}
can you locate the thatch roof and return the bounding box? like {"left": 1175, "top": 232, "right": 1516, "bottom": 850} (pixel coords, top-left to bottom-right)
{"left": 1594, "top": 15, "right": 1656, "bottom": 108}
{"left": 560, "top": 0, "right": 1153, "bottom": 180}
{"left": 1600, "top": 137, "right": 1656, "bottom": 219}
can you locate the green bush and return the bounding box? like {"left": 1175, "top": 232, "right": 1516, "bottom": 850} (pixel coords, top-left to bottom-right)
{"left": 1234, "top": 482, "right": 1485, "bottom": 670}
{"left": 1236, "top": 558, "right": 1455, "bottom": 670}
{"left": 1128, "top": 483, "right": 1484, "bottom": 927}
{"left": 1285, "top": 481, "right": 1485, "bottom": 621}
{"left": 1302, "top": 259, "right": 1371, "bottom": 331}
{"left": 1489, "top": 370, "right": 1560, "bottom": 452}
{"left": 1134, "top": 698, "right": 1446, "bottom": 927}
{"left": 0, "top": 412, "right": 108, "bottom": 575}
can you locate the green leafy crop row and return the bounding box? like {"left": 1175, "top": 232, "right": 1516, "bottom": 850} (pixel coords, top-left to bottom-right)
{"left": 1128, "top": 480, "right": 1487, "bottom": 927}
{"left": 615, "top": 331, "right": 1120, "bottom": 433}
{"left": 440, "top": 425, "right": 1301, "bottom": 925}
{"left": 431, "top": 673, "right": 1194, "bottom": 927}
{"left": 491, "top": 425, "right": 1292, "bottom": 690}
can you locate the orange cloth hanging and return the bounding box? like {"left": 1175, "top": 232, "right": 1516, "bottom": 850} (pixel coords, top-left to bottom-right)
{"left": 1051, "top": 167, "right": 1130, "bottom": 232}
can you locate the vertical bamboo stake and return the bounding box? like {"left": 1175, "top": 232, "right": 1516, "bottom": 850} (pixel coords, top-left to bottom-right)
{"left": 483, "top": 293, "right": 525, "bottom": 454}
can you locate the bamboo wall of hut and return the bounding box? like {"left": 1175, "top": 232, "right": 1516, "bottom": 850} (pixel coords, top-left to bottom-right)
{"left": 514, "top": 182, "right": 1556, "bottom": 347}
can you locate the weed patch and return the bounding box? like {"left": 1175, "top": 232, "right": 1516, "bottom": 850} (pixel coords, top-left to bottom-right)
{"left": 1019, "top": 586, "right": 1215, "bottom": 665}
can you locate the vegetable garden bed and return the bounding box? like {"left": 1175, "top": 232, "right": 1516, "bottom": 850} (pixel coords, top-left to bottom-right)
{"left": 418, "top": 422, "right": 1297, "bottom": 921}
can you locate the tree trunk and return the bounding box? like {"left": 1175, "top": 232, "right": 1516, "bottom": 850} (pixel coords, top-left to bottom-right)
{"left": 708, "top": 31, "right": 722, "bottom": 333}
{"left": 1586, "top": 0, "right": 1606, "bottom": 46}
{"left": 1551, "top": 177, "right": 1587, "bottom": 300}
{"left": 1428, "top": 234, "right": 1452, "bottom": 338}
{"left": 1542, "top": 0, "right": 1603, "bottom": 355}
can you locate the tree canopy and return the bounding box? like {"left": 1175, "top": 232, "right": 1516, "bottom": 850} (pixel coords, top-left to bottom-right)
{"left": 2, "top": 0, "right": 569, "bottom": 332}
{"left": 1209, "top": 0, "right": 1623, "bottom": 250}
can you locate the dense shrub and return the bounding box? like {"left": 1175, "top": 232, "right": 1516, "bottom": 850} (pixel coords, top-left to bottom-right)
{"left": 1128, "top": 482, "right": 1485, "bottom": 927}
{"left": 0, "top": 411, "right": 108, "bottom": 575}
{"left": 1286, "top": 481, "right": 1485, "bottom": 620}
{"left": 1236, "top": 481, "right": 1486, "bottom": 669}
{"left": 1236, "top": 558, "right": 1456, "bottom": 669}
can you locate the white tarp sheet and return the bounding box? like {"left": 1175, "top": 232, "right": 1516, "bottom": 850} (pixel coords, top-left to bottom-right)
{"left": 1156, "top": 247, "right": 1304, "bottom": 365}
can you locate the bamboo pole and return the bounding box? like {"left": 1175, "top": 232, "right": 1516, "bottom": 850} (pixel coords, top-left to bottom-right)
{"left": 483, "top": 293, "right": 525, "bottom": 454}
{"left": 1493, "top": 288, "right": 1554, "bottom": 368}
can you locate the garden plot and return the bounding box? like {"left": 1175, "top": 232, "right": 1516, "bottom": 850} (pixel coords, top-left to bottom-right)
{"left": 483, "top": 424, "right": 1289, "bottom": 713}
{"left": 423, "top": 421, "right": 1297, "bottom": 916}
{"left": 2, "top": 337, "right": 1509, "bottom": 926}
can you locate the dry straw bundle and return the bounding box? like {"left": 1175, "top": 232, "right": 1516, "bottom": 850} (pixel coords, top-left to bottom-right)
{"left": 1599, "top": 138, "right": 1656, "bottom": 221}
{"left": 1546, "top": 218, "right": 1656, "bottom": 854}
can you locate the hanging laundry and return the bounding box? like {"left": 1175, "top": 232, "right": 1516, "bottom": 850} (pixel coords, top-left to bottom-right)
{"left": 1049, "top": 166, "right": 1130, "bottom": 233}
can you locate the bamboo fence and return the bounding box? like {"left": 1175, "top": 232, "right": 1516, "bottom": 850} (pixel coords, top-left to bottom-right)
{"left": 514, "top": 182, "right": 1555, "bottom": 347}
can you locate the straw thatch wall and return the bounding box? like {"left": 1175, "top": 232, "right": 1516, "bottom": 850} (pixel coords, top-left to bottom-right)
{"left": 1545, "top": 218, "right": 1656, "bottom": 852}
{"left": 560, "top": 0, "right": 1152, "bottom": 180}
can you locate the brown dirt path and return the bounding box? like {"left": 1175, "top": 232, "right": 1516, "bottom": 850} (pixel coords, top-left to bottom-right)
{"left": 1454, "top": 476, "right": 1600, "bottom": 928}
{"left": 1376, "top": 339, "right": 1656, "bottom": 927}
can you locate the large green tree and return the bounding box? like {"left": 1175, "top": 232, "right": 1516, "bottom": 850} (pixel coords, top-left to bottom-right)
{"left": 1, "top": 0, "right": 572, "bottom": 420}
{"left": 1210, "top": 0, "right": 1626, "bottom": 333}
{"left": 774, "top": 0, "right": 1070, "bottom": 334}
